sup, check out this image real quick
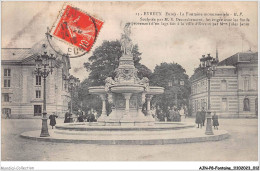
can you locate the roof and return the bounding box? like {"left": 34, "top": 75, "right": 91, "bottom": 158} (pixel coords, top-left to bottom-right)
{"left": 218, "top": 51, "right": 258, "bottom": 66}
{"left": 1, "top": 48, "right": 33, "bottom": 61}
{"left": 190, "top": 51, "right": 258, "bottom": 82}
{"left": 189, "top": 67, "right": 207, "bottom": 82}
{"left": 217, "top": 65, "right": 236, "bottom": 69}
{"left": 2, "top": 38, "right": 71, "bottom": 70}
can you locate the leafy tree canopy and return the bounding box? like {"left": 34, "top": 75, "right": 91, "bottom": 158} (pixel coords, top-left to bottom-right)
{"left": 150, "top": 62, "right": 191, "bottom": 121}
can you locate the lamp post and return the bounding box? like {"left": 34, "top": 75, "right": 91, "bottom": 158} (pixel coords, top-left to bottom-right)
{"left": 200, "top": 54, "right": 217, "bottom": 135}
{"left": 68, "top": 75, "right": 80, "bottom": 121}
{"left": 35, "top": 50, "right": 57, "bottom": 137}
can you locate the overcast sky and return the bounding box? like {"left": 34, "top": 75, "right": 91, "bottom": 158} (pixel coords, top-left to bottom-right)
{"left": 2, "top": 1, "right": 258, "bottom": 81}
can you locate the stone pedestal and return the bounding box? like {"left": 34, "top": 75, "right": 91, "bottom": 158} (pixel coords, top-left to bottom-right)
{"left": 205, "top": 111, "right": 214, "bottom": 135}
{"left": 120, "top": 93, "right": 133, "bottom": 122}
{"left": 40, "top": 112, "right": 50, "bottom": 137}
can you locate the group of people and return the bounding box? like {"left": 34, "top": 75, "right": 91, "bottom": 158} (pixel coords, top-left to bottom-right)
{"left": 48, "top": 109, "right": 98, "bottom": 129}
{"left": 168, "top": 105, "right": 188, "bottom": 122}
{"left": 168, "top": 106, "right": 181, "bottom": 122}
{"left": 195, "top": 107, "right": 219, "bottom": 129}
{"left": 76, "top": 109, "right": 97, "bottom": 122}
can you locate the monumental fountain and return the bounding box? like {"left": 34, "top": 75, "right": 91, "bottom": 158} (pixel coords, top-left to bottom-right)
{"left": 88, "top": 23, "right": 163, "bottom": 126}
{"left": 20, "top": 24, "right": 229, "bottom": 145}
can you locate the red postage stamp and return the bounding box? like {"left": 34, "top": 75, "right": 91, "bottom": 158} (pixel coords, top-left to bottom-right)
{"left": 52, "top": 5, "right": 103, "bottom": 52}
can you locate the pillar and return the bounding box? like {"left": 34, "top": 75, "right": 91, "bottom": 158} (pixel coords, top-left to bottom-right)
{"left": 123, "top": 93, "right": 132, "bottom": 115}
{"left": 100, "top": 94, "right": 107, "bottom": 116}
{"left": 146, "top": 95, "right": 153, "bottom": 115}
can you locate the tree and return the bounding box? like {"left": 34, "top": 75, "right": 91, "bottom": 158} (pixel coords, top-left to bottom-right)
{"left": 150, "top": 62, "right": 191, "bottom": 121}
{"left": 84, "top": 40, "right": 152, "bottom": 86}
{"left": 77, "top": 78, "right": 102, "bottom": 116}
{"left": 76, "top": 40, "right": 152, "bottom": 116}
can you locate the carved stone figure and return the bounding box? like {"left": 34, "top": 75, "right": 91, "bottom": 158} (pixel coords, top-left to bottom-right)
{"left": 120, "top": 23, "right": 133, "bottom": 56}
{"left": 105, "top": 77, "right": 115, "bottom": 91}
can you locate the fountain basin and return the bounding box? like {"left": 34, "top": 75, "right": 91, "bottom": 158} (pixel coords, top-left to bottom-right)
{"left": 88, "top": 86, "right": 105, "bottom": 94}
{"left": 20, "top": 122, "right": 229, "bottom": 145}
{"left": 110, "top": 84, "right": 144, "bottom": 93}
{"left": 55, "top": 122, "right": 195, "bottom": 131}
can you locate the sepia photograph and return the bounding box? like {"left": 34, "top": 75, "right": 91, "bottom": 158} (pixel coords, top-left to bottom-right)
{"left": 1, "top": 1, "right": 258, "bottom": 170}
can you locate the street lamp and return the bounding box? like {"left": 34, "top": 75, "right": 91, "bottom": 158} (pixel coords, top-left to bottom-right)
{"left": 200, "top": 54, "right": 217, "bottom": 135}
{"left": 35, "top": 50, "right": 57, "bottom": 137}
{"left": 68, "top": 76, "right": 80, "bottom": 118}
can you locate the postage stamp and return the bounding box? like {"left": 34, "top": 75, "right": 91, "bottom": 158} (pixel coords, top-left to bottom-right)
{"left": 51, "top": 5, "right": 103, "bottom": 52}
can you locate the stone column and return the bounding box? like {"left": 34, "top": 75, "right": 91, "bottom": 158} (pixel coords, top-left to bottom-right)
{"left": 123, "top": 93, "right": 132, "bottom": 114}
{"left": 145, "top": 94, "right": 155, "bottom": 123}
{"left": 100, "top": 94, "right": 107, "bottom": 116}
{"left": 146, "top": 95, "right": 153, "bottom": 116}
{"left": 97, "top": 94, "right": 107, "bottom": 125}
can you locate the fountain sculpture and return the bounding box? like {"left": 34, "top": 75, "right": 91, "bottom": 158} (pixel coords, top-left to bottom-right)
{"left": 89, "top": 23, "right": 164, "bottom": 126}
{"left": 20, "top": 23, "right": 229, "bottom": 145}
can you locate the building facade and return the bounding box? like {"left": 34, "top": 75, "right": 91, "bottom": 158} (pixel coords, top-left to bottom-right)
{"left": 190, "top": 51, "right": 258, "bottom": 118}
{"left": 1, "top": 42, "right": 71, "bottom": 118}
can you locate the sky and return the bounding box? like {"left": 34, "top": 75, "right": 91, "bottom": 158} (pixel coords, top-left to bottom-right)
{"left": 1, "top": 1, "right": 258, "bottom": 81}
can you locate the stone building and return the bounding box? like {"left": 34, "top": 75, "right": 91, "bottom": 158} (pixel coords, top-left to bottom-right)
{"left": 1, "top": 40, "right": 71, "bottom": 118}
{"left": 190, "top": 50, "right": 258, "bottom": 118}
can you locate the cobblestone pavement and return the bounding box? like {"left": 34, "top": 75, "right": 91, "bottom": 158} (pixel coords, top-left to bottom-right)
{"left": 1, "top": 118, "right": 258, "bottom": 161}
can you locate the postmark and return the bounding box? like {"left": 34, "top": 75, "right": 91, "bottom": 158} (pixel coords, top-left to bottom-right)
{"left": 48, "top": 4, "right": 103, "bottom": 57}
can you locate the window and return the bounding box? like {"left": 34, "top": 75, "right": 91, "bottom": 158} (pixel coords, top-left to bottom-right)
{"left": 168, "top": 80, "right": 173, "bottom": 87}
{"left": 4, "top": 69, "right": 11, "bottom": 77}
{"left": 4, "top": 79, "right": 11, "bottom": 88}
{"left": 36, "top": 75, "right": 41, "bottom": 85}
{"left": 2, "top": 108, "right": 11, "bottom": 116}
{"left": 36, "top": 90, "right": 41, "bottom": 98}
{"left": 243, "top": 98, "right": 250, "bottom": 111}
{"left": 194, "top": 100, "right": 198, "bottom": 112}
{"left": 244, "top": 77, "right": 249, "bottom": 91}
{"left": 201, "top": 99, "right": 206, "bottom": 109}
{"left": 221, "top": 80, "right": 227, "bottom": 90}
{"left": 3, "top": 94, "right": 9, "bottom": 102}
{"left": 253, "top": 77, "right": 258, "bottom": 90}
{"left": 201, "top": 81, "right": 205, "bottom": 92}
{"left": 222, "top": 98, "right": 228, "bottom": 112}
{"left": 34, "top": 105, "right": 42, "bottom": 116}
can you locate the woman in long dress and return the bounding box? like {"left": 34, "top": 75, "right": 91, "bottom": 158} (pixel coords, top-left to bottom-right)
{"left": 49, "top": 112, "right": 58, "bottom": 129}
{"left": 212, "top": 112, "right": 219, "bottom": 130}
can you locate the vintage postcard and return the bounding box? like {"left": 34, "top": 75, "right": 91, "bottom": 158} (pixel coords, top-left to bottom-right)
{"left": 1, "top": 1, "right": 258, "bottom": 170}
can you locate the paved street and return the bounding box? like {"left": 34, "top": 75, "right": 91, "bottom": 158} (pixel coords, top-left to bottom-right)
{"left": 1, "top": 118, "right": 258, "bottom": 161}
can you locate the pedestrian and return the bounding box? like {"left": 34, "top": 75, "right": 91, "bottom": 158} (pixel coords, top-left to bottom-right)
{"left": 195, "top": 111, "right": 202, "bottom": 128}
{"left": 49, "top": 112, "right": 58, "bottom": 129}
{"left": 87, "top": 109, "right": 96, "bottom": 122}
{"left": 201, "top": 107, "right": 206, "bottom": 126}
{"left": 179, "top": 105, "right": 185, "bottom": 121}
{"left": 173, "top": 106, "right": 181, "bottom": 122}
{"left": 212, "top": 112, "right": 219, "bottom": 130}
{"left": 64, "top": 112, "right": 70, "bottom": 123}
{"left": 169, "top": 106, "right": 174, "bottom": 121}
{"left": 78, "top": 115, "right": 84, "bottom": 122}
{"left": 184, "top": 105, "right": 188, "bottom": 118}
